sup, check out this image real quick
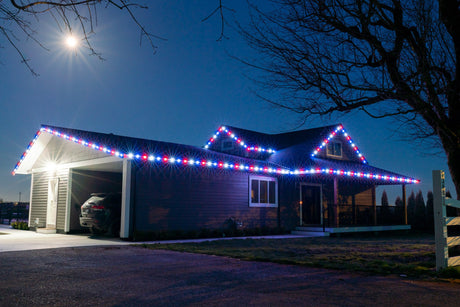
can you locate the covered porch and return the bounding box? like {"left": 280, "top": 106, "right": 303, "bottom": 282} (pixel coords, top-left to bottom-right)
{"left": 292, "top": 225, "right": 411, "bottom": 236}
{"left": 296, "top": 175, "right": 411, "bottom": 235}
{"left": 326, "top": 177, "right": 409, "bottom": 228}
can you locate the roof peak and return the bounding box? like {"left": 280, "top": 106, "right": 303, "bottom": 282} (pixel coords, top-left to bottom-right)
{"left": 222, "top": 123, "right": 341, "bottom": 137}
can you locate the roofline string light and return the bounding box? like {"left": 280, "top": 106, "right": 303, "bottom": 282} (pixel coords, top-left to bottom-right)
{"left": 204, "top": 126, "right": 276, "bottom": 154}
{"left": 12, "top": 129, "right": 42, "bottom": 175}
{"left": 311, "top": 125, "right": 368, "bottom": 164}
{"left": 11, "top": 126, "right": 420, "bottom": 184}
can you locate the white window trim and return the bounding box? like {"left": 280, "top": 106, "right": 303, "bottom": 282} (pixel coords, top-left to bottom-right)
{"left": 249, "top": 175, "right": 278, "bottom": 208}
{"left": 327, "top": 141, "right": 342, "bottom": 158}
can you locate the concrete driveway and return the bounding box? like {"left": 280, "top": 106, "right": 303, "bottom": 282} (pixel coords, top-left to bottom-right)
{"left": 0, "top": 224, "right": 130, "bottom": 252}
{"left": 0, "top": 224, "right": 310, "bottom": 252}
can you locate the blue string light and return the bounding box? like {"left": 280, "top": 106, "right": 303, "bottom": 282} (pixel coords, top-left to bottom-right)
{"left": 11, "top": 126, "right": 419, "bottom": 184}
{"left": 311, "top": 124, "right": 368, "bottom": 164}
{"left": 204, "top": 126, "right": 276, "bottom": 154}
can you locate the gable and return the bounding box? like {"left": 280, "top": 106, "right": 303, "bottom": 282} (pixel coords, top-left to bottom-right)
{"left": 204, "top": 126, "right": 276, "bottom": 158}
{"left": 310, "top": 125, "right": 368, "bottom": 164}
{"left": 30, "top": 136, "right": 114, "bottom": 171}
{"left": 13, "top": 129, "right": 120, "bottom": 175}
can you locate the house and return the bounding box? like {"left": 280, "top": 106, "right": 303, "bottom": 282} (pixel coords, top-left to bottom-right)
{"left": 12, "top": 124, "right": 419, "bottom": 239}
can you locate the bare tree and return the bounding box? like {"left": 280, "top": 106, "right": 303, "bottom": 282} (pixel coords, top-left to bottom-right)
{"left": 0, "top": 0, "right": 161, "bottom": 75}
{"left": 241, "top": 0, "right": 460, "bottom": 196}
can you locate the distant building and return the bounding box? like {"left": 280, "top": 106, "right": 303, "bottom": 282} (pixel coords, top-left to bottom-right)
{"left": 0, "top": 202, "right": 29, "bottom": 224}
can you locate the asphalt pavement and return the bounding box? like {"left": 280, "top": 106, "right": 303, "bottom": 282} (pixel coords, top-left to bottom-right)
{"left": 1, "top": 245, "right": 459, "bottom": 306}
{"left": 2, "top": 224, "right": 460, "bottom": 306}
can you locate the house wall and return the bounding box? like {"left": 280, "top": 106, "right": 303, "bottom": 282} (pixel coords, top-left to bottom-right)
{"left": 210, "top": 136, "right": 250, "bottom": 157}
{"left": 337, "top": 181, "right": 375, "bottom": 206}
{"left": 278, "top": 177, "right": 300, "bottom": 230}
{"left": 132, "top": 164, "right": 279, "bottom": 233}
{"left": 29, "top": 169, "right": 69, "bottom": 231}
{"left": 316, "top": 137, "right": 362, "bottom": 163}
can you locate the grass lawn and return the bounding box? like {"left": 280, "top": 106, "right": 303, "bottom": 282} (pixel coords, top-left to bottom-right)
{"left": 142, "top": 233, "right": 460, "bottom": 279}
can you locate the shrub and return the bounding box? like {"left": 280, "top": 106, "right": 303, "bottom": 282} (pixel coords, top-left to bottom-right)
{"left": 11, "top": 221, "right": 29, "bottom": 230}
{"left": 438, "top": 266, "right": 460, "bottom": 279}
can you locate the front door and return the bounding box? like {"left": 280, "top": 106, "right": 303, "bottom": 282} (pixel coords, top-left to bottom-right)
{"left": 46, "top": 178, "right": 59, "bottom": 228}
{"left": 300, "top": 184, "right": 322, "bottom": 225}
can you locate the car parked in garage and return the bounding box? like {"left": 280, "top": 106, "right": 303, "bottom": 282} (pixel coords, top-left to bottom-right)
{"left": 79, "top": 193, "right": 121, "bottom": 236}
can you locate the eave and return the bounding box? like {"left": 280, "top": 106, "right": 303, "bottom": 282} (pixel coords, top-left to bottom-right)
{"left": 12, "top": 125, "right": 420, "bottom": 185}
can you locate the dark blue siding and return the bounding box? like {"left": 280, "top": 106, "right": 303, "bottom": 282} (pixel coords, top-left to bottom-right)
{"left": 133, "top": 165, "right": 279, "bottom": 232}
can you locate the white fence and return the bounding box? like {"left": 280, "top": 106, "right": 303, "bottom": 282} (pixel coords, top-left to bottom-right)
{"left": 432, "top": 170, "right": 460, "bottom": 271}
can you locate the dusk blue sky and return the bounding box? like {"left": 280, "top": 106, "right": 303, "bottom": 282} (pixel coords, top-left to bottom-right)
{"left": 0, "top": 1, "right": 455, "bottom": 204}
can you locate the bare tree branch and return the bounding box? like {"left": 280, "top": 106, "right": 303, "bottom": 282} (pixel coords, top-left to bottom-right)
{"left": 0, "top": 0, "right": 160, "bottom": 74}
{"left": 202, "top": 0, "right": 235, "bottom": 41}
{"left": 240, "top": 0, "right": 460, "bottom": 196}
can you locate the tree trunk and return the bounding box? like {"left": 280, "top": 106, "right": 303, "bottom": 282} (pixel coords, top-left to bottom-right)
{"left": 445, "top": 144, "right": 460, "bottom": 200}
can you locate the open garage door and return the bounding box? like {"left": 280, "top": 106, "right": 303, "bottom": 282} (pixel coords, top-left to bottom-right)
{"left": 69, "top": 168, "right": 122, "bottom": 235}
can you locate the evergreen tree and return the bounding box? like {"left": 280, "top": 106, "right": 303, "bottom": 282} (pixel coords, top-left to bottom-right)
{"left": 381, "top": 190, "right": 389, "bottom": 207}
{"left": 414, "top": 190, "right": 426, "bottom": 230}
{"left": 395, "top": 196, "right": 404, "bottom": 224}
{"left": 380, "top": 190, "right": 391, "bottom": 225}
{"left": 426, "top": 191, "right": 434, "bottom": 233}
{"left": 407, "top": 192, "right": 416, "bottom": 227}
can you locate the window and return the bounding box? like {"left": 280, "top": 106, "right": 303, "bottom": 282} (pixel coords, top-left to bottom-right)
{"left": 327, "top": 142, "right": 342, "bottom": 157}
{"left": 221, "top": 140, "right": 234, "bottom": 151}
{"left": 249, "top": 176, "right": 278, "bottom": 207}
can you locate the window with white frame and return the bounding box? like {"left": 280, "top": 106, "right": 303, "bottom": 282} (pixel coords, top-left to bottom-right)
{"left": 327, "top": 142, "right": 342, "bottom": 157}
{"left": 221, "top": 140, "right": 234, "bottom": 151}
{"left": 249, "top": 176, "right": 278, "bottom": 207}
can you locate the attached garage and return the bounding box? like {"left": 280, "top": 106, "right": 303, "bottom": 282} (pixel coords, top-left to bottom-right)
{"left": 14, "top": 127, "right": 131, "bottom": 237}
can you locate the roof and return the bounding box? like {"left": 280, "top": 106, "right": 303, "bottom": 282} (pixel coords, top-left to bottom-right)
{"left": 205, "top": 124, "right": 368, "bottom": 164}
{"left": 12, "top": 124, "right": 419, "bottom": 185}
{"left": 227, "top": 124, "right": 337, "bottom": 150}
{"left": 204, "top": 124, "right": 336, "bottom": 152}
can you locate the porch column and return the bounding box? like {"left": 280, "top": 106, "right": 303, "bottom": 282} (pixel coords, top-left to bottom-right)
{"left": 27, "top": 174, "right": 34, "bottom": 228}
{"left": 333, "top": 177, "right": 339, "bottom": 227}
{"left": 64, "top": 169, "right": 72, "bottom": 233}
{"left": 120, "top": 159, "right": 132, "bottom": 239}
{"left": 402, "top": 184, "right": 407, "bottom": 225}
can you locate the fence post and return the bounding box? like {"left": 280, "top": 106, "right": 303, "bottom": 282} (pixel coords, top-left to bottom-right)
{"left": 432, "top": 170, "right": 448, "bottom": 271}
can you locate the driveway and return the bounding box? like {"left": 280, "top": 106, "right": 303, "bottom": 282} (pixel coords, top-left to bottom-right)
{"left": 0, "top": 224, "right": 309, "bottom": 252}
{"left": 0, "top": 224, "right": 131, "bottom": 252}
{"left": 1, "top": 225, "right": 460, "bottom": 306}
{"left": 1, "top": 245, "right": 459, "bottom": 306}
